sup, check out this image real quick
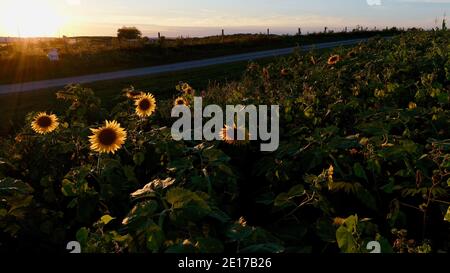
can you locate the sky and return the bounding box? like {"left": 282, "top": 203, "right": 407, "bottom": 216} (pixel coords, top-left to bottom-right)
{"left": 0, "top": 0, "right": 449, "bottom": 37}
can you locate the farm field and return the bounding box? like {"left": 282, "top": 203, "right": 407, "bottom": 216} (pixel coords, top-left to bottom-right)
{"left": 0, "top": 30, "right": 449, "bottom": 253}
{"left": 0, "top": 29, "right": 400, "bottom": 84}
{"left": 0, "top": 56, "right": 279, "bottom": 136}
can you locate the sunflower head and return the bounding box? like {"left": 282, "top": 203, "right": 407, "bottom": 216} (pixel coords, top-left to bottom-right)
{"left": 15, "top": 134, "right": 25, "bottom": 143}
{"left": 186, "top": 88, "right": 195, "bottom": 96}
{"left": 31, "top": 112, "right": 59, "bottom": 135}
{"left": 178, "top": 83, "right": 195, "bottom": 95}
{"left": 333, "top": 217, "right": 346, "bottom": 226}
{"left": 183, "top": 87, "right": 195, "bottom": 96}
{"left": 89, "top": 120, "right": 127, "bottom": 154}
{"left": 220, "top": 124, "right": 251, "bottom": 146}
{"left": 408, "top": 102, "right": 417, "bottom": 110}
{"left": 280, "top": 68, "right": 289, "bottom": 76}
{"left": 347, "top": 50, "right": 357, "bottom": 58}
{"left": 328, "top": 165, "right": 334, "bottom": 181}
{"left": 135, "top": 93, "right": 157, "bottom": 118}
{"left": 238, "top": 216, "right": 247, "bottom": 227}
{"left": 181, "top": 83, "right": 190, "bottom": 91}
{"left": 327, "top": 55, "right": 341, "bottom": 65}
{"left": 174, "top": 97, "right": 188, "bottom": 107}
{"left": 182, "top": 239, "right": 193, "bottom": 247}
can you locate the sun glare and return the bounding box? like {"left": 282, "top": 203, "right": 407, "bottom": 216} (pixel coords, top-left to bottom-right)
{"left": 0, "top": 0, "right": 66, "bottom": 37}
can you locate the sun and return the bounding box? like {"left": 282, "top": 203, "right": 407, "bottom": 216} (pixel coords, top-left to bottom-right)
{"left": 0, "top": 0, "right": 66, "bottom": 37}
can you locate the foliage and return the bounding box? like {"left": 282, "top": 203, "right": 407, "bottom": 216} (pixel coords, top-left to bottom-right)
{"left": 117, "top": 26, "right": 142, "bottom": 40}
{"left": 0, "top": 28, "right": 401, "bottom": 85}
{"left": 0, "top": 30, "right": 449, "bottom": 253}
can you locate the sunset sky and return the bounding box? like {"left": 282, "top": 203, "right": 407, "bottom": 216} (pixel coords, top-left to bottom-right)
{"left": 0, "top": 0, "right": 449, "bottom": 37}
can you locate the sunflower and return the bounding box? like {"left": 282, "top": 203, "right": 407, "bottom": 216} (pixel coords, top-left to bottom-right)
{"left": 220, "top": 124, "right": 250, "bottom": 145}
{"left": 238, "top": 216, "right": 247, "bottom": 227}
{"left": 181, "top": 83, "right": 195, "bottom": 96}
{"left": 31, "top": 112, "right": 59, "bottom": 134}
{"left": 181, "top": 83, "right": 190, "bottom": 91}
{"left": 327, "top": 55, "right": 341, "bottom": 65}
{"left": 280, "top": 68, "right": 289, "bottom": 76}
{"left": 135, "top": 93, "right": 157, "bottom": 117}
{"left": 333, "top": 217, "right": 345, "bottom": 226}
{"left": 185, "top": 87, "right": 195, "bottom": 96}
{"left": 89, "top": 120, "right": 127, "bottom": 154}
{"left": 347, "top": 50, "right": 357, "bottom": 58}
{"left": 408, "top": 102, "right": 417, "bottom": 110}
{"left": 182, "top": 239, "right": 193, "bottom": 247}
{"left": 328, "top": 165, "right": 334, "bottom": 181}
{"left": 15, "top": 134, "right": 25, "bottom": 143}
{"left": 174, "top": 97, "right": 188, "bottom": 107}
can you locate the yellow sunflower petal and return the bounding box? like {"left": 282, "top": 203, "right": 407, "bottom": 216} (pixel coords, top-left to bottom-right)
{"left": 89, "top": 120, "right": 127, "bottom": 154}
{"left": 135, "top": 93, "right": 157, "bottom": 118}
{"left": 31, "top": 112, "right": 59, "bottom": 135}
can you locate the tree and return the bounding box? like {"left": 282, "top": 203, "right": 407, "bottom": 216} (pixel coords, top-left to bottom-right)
{"left": 117, "top": 26, "right": 142, "bottom": 40}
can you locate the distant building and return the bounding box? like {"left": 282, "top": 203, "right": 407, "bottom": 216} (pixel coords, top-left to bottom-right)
{"left": 47, "top": 48, "right": 59, "bottom": 61}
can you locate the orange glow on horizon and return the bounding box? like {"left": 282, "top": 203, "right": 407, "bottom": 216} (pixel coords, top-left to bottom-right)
{"left": 0, "top": 0, "right": 67, "bottom": 37}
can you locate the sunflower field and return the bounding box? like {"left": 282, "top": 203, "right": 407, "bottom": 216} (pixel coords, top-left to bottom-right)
{"left": 0, "top": 30, "right": 449, "bottom": 253}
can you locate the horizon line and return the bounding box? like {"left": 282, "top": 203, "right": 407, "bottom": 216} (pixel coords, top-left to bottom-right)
{"left": 0, "top": 24, "right": 438, "bottom": 40}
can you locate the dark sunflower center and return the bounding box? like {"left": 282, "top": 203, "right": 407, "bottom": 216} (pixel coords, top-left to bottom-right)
{"left": 36, "top": 116, "right": 52, "bottom": 128}
{"left": 98, "top": 128, "right": 117, "bottom": 146}
{"left": 139, "top": 99, "right": 151, "bottom": 111}
{"left": 177, "top": 99, "right": 184, "bottom": 105}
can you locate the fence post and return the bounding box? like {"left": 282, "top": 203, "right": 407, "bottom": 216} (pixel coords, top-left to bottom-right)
{"left": 158, "top": 32, "right": 161, "bottom": 39}
{"left": 298, "top": 28, "right": 301, "bottom": 35}
{"left": 267, "top": 28, "right": 270, "bottom": 35}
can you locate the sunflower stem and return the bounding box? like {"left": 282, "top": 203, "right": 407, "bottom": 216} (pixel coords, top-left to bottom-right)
{"left": 123, "top": 146, "right": 132, "bottom": 156}
{"left": 97, "top": 153, "right": 102, "bottom": 176}
{"left": 140, "top": 118, "right": 146, "bottom": 132}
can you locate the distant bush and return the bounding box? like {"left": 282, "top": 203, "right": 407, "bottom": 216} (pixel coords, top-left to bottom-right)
{"left": 117, "top": 26, "right": 142, "bottom": 40}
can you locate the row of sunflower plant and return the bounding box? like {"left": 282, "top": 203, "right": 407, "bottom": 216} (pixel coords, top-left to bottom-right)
{"left": 1, "top": 30, "right": 449, "bottom": 253}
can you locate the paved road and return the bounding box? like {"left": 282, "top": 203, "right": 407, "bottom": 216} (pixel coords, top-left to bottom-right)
{"left": 0, "top": 38, "right": 371, "bottom": 95}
